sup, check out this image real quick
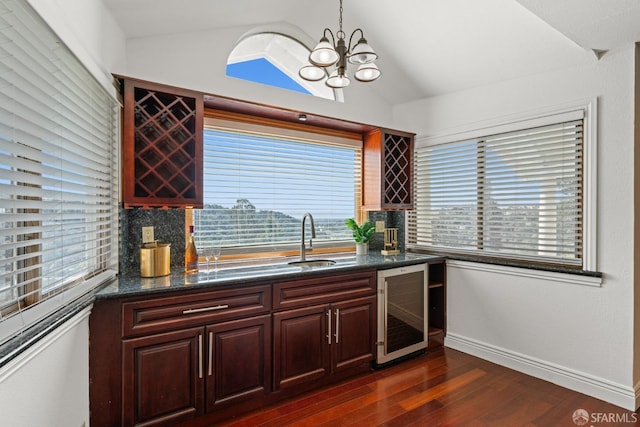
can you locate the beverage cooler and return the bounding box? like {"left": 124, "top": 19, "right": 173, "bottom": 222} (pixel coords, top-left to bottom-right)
{"left": 375, "top": 263, "right": 428, "bottom": 366}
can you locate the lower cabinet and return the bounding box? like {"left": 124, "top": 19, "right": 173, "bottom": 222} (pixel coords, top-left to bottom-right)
{"left": 122, "top": 314, "right": 270, "bottom": 427}
{"left": 272, "top": 270, "right": 377, "bottom": 392}
{"left": 90, "top": 271, "right": 378, "bottom": 427}
{"left": 123, "top": 327, "right": 204, "bottom": 426}
{"left": 206, "top": 315, "right": 271, "bottom": 409}
{"left": 273, "top": 296, "right": 376, "bottom": 391}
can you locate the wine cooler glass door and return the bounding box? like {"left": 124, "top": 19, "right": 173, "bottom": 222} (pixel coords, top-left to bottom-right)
{"left": 377, "top": 263, "right": 428, "bottom": 365}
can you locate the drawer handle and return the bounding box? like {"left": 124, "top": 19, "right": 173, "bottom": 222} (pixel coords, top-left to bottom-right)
{"left": 182, "top": 305, "right": 229, "bottom": 315}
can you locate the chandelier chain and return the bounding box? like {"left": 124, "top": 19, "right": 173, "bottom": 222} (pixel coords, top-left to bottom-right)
{"left": 338, "top": 0, "right": 345, "bottom": 40}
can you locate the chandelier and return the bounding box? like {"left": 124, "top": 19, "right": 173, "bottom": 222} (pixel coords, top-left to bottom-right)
{"left": 299, "top": 0, "right": 381, "bottom": 89}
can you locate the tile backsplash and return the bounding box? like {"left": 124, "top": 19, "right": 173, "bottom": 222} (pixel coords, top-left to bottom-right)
{"left": 367, "top": 211, "right": 405, "bottom": 252}
{"left": 120, "top": 207, "right": 185, "bottom": 274}
{"left": 119, "top": 208, "right": 405, "bottom": 273}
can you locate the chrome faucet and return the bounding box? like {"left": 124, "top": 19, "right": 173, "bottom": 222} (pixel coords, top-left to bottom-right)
{"left": 300, "top": 213, "right": 316, "bottom": 261}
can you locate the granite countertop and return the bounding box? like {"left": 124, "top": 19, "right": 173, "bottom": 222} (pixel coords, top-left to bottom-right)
{"left": 97, "top": 252, "right": 444, "bottom": 300}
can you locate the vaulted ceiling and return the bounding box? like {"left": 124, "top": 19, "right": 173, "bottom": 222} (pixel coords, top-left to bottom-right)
{"left": 102, "top": 0, "right": 640, "bottom": 105}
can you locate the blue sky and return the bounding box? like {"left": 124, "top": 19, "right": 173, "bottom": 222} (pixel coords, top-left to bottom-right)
{"left": 226, "top": 58, "right": 311, "bottom": 95}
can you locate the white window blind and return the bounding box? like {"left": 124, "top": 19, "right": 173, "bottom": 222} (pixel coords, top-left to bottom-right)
{"left": 409, "top": 118, "right": 584, "bottom": 267}
{"left": 0, "top": 0, "right": 118, "bottom": 329}
{"left": 194, "top": 117, "right": 361, "bottom": 254}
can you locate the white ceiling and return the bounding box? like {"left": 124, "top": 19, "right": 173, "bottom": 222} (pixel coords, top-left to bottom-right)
{"left": 102, "top": 0, "right": 640, "bottom": 105}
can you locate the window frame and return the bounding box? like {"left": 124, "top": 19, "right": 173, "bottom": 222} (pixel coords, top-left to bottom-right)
{"left": 187, "top": 109, "right": 364, "bottom": 261}
{"left": 408, "top": 99, "right": 597, "bottom": 272}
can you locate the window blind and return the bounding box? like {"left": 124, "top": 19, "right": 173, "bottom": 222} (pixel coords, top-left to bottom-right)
{"left": 409, "top": 119, "right": 584, "bottom": 266}
{"left": 0, "top": 0, "right": 118, "bottom": 330}
{"left": 193, "top": 117, "right": 361, "bottom": 254}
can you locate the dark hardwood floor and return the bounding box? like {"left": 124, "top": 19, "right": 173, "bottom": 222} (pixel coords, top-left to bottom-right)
{"left": 218, "top": 347, "right": 639, "bottom": 427}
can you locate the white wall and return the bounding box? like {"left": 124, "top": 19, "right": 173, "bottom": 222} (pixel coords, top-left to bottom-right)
{"left": 122, "top": 26, "right": 394, "bottom": 128}
{"left": 0, "top": 309, "right": 92, "bottom": 427}
{"left": 394, "top": 46, "right": 638, "bottom": 409}
{"left": 26, "top": 0, "right": 126, "bottom": 96}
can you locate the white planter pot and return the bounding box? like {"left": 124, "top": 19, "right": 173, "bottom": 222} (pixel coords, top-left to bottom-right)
{"left": 356, "top": 243, "right": 369, "bottom": 255}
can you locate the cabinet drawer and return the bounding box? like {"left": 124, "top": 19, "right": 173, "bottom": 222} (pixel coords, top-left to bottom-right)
{"left": 122, "top": 285, "right": 271, "bottom": 337}
{"left": 273, "top": 270, "right": 376, "bottom": 311}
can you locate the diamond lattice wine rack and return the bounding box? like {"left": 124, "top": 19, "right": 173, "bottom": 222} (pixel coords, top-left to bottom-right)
{"left": 122, "top": 78, "right": 203, "bottom": 208}
{"left": 363, "top": 128, "right": 414, "bottom": 210}
{"left": 383, "top": 133, "right": 411, "bottom": 205}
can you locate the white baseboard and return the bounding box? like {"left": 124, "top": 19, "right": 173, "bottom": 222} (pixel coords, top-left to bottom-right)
{"left": 445, "top": 333, "right": 638, "bottom": 411}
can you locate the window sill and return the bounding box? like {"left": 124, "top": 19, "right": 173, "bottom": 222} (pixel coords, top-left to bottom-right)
{"left": 0, "top": 270, "right": 117, "bottom": 368}
{"left": 445, "top": 258, "right": 602, "bottom": 287}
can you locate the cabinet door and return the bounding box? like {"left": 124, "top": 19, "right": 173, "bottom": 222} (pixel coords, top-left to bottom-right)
{"left": 273, "top": 305, "right": 330, "bottom": 391}
{"left": 206, "top": 314, "right": 271, "bottom": 410}
{"left": 332, "top": 296, "right": 376, "bottom": 372}
{"left": 363, "top": 128, "right": 414, "bottom": 210}
{"left": 122, "top": 327, "right": 204, "bottom": 427}
{"left": 122, "top": 77, "right": 203, "bottom": 208}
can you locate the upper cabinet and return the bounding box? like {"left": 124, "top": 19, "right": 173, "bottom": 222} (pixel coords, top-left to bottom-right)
{"left": 121, "top": 78, "right": 204, "bottom": 208}
{"left": 363, "top": 128, "right": 414, "bottom": 211}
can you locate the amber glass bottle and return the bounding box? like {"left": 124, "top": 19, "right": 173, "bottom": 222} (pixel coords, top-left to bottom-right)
{"left": 185, "top": 225, "right": 198, "bottom": 273}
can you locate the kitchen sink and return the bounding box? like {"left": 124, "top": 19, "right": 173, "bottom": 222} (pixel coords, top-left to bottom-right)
{"left": 287, "top": 259, "right": 337, "bottom": 268}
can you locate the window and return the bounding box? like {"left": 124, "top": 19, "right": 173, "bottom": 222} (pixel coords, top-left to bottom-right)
{"left": 0, "top": 0, "right": 118, "bottom": 340}
{"left": 408, "top": 108, "right": 594, "bottom": 269}
{"left": 226, "top": 32, "right": 336, "bottom": 101}
{"left": 192, "top": 113, "right": 361, "bottom": 257}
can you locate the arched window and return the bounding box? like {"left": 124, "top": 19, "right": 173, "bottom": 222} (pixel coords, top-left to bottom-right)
{"left": 226, "top": 32, "right": 336, "bottom": 101}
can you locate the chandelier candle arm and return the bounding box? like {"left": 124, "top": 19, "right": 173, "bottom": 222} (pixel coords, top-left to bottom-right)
{"left": 299, "top": 0, "right": 380, "bottom": 89}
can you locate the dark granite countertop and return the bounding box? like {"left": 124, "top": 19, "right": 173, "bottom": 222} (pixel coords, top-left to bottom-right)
{"left": 97, "top": 252, "right": 445, "bottom": 300}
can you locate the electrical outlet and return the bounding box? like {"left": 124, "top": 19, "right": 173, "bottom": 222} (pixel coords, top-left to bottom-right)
{"left": 142, "top": 226, "right": 155, "bottom": 243}
{"left": 375, "top": 221, "right": 385, "bottom": 232}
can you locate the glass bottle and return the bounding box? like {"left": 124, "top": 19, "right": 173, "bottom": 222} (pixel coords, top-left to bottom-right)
{"left": 185, "top": 225, "right": 198, "bottom": 273}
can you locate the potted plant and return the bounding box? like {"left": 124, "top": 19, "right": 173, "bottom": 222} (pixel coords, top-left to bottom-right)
{"left": 345, "top": 218, "right": 375, "bottom": 255}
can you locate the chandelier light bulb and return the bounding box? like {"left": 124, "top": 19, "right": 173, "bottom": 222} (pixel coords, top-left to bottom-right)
{"left": 326, "top": 70, "right": 351, "bottom": 88}
{"left": 348, "top": 37, "right": 377, "bottom": 64}
{"left": 354, "top": 63, "right": 381, "bottom": 82}
{"left": 299, "top": 65, "right": 325, "bottom": 81}
{"left": 309, "top": 37, "right": 339, "bottom": 67}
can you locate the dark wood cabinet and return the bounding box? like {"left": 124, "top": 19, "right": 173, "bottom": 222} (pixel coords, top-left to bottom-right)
{"left": 122, "top": 316, "right": 270, "bottom": 427}
{"left": 363, "top": 128, "right": 414, "bottom": 211}
{"left": 332, "top": 296, "right": 376, "bottom": 372}
{"left": 121, "top": 77, "right": 203, "bottom": 208}
{"left": 273, "top": 305, "right": 330, "bottom": 390}
{"left": 272, "top": 271, "right": 376, "bottom": 391}
{"left": 427, "top": 260, "right": 447, "bottom": 349}
{"left": 91, "top": 284, "right": 272, "bottom": 427}
{"left": 91, "top": 269, "right": 379, "bottom": 426}
{"left": 122, "top": 327, "right": 204, "bottom": 426}
{"left": 206, "top": 315, "right": 271, "bottom": 409}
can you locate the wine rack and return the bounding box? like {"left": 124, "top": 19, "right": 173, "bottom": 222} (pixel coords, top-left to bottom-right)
{"left": 122, "top": 78, "right": 203, "bottom": 208}
{"left": 363, "top": 128, "right": 414, "bottom": 210}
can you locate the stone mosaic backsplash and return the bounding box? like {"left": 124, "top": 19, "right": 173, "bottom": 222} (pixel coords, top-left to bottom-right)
{"left": 120, "top": 207, "right": 185, "bottom": 274}
{"left": 119, "top": 208, "right": 404, "bottom": 274}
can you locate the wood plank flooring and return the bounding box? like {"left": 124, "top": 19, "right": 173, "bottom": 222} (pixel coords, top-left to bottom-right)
{"left": 218, "top": 347, "right": 639, "bottom": 427}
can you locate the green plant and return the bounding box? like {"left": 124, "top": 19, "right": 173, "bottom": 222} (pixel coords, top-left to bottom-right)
{"left": 345, "top": 218, "right": 375, "bottom": 244}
